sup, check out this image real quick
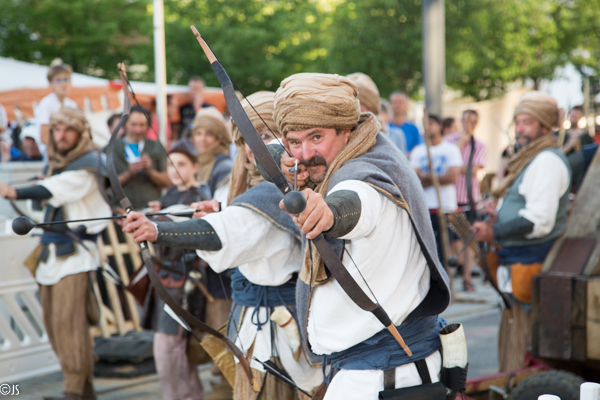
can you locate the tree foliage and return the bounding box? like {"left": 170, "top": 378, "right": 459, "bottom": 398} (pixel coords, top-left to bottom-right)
{"left": 1, "top": 0, "right": 599, "bottom": 100}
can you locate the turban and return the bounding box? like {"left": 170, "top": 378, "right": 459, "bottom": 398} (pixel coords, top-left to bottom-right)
{"left": 50, "top": 107, "right": 90, "bottom": 137}
{"left": 273, "top": 73, "right": 361, "bottom": 136}
{"left": 346, "top": 72, "right": 381, "bottom": 115}
{"left": 228, "top": 91, "right": 280, "bottom": 204}
{"left": 514, "top": 91, "right": 559, "bottom": 129}
{"left": 192, "top": 106, "right": 231, "bottom": 148}
{"left": 231, "top": 91, "right": 279, "bottom": 147}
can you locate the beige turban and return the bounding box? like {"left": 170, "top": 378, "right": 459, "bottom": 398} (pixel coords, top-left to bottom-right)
{"left": 514, "top": 91, "right": 559, "bottom": 129}
{"left": 228, "top": 91, "right": 280, "bottom": 204}
{"left": 273, "top": 73, "right": 361, "bottom": 136}
{"left": 192, "top": 106, "right": 231, "bottom": 148}
{"left": 47, "top": 107, "right": 95, "bottom": 171}
{"left": 346, "top": 72, "right": 381, "bottom": 115}
{"left": 231, "top": 91, "right": 279, "bottom": 147}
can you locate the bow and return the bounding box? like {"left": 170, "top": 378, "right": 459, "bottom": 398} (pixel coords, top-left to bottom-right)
{"left": 105, "top": 63, "right": 260, "bottom": 391}
{"left": 191, "top": 27, "right": 412, "bottom": 357}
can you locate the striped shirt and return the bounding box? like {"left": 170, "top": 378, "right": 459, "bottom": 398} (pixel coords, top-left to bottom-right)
{"left": 443, "top": 132, "right": 488, "bottom": 204}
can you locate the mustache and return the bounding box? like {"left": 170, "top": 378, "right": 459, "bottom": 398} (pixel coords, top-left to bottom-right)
{"left": 300, "top": 154, "right": 327, "bottom": 167}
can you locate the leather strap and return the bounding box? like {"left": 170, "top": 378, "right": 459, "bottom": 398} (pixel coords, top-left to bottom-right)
{"left": 383, "top": 369, "right": 395, "bottom": 391}
{"left": 415, "top": 359, "right": 432, "bottom": 384}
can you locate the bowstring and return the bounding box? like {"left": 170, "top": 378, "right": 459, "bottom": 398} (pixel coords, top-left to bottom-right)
{"left": 343, "top": 247, "right": 379, "bottom": 304}
{"left": 202, "top": 40, "right": 292, "bottom": 158}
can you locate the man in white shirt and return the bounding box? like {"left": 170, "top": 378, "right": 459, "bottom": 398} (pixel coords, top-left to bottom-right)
{"left": 473, "top": 92, "right": 571, "bottom": 373}
{"left": 0, "top": 108, "right": 111, "bottom": 400}
{"left": 35, "top": 63, "right": 79, "bottom": 152}
{"left": 410, "top": 114, "right": 462, "bottom": 262}
{"left": 274, "top": 73, "right": 452, "bottom": 400}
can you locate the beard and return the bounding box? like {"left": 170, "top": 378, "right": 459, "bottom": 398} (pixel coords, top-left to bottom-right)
{"left": 514, "top": 128, "right": 545, "bottom": 153}
{"left": 301, "top": 154, "right": 328, "bottom": 183}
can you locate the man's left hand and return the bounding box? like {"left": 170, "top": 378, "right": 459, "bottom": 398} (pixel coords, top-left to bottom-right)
{"left": 0, "top": 182, "right": 16, "bottom": 199}
{"left": 472, "top": 221, "right": 494, "bottom": 244}
{"left": 280, "top": 188, "right": 333, "bottom": 239}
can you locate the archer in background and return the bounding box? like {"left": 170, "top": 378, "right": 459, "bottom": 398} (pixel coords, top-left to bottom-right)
{"left": 0, "top": 108, "right": 111, "bottom": 400}
{"left": 473, "top": 92, "right": 571, "bottom": 372}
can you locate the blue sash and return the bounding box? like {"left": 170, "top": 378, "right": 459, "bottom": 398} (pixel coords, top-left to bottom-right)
{"left": 325, "top": 315, "right": 445, "bottom": 371}
{"left": 230, "top": 268, "right": 297, "bottom": 330}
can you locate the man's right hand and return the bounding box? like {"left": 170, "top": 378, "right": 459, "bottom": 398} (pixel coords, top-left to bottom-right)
{"left": 281, "top": 151, "right": 309, "bottom": 188}
{"left": 190, "top": 200, "right": 220, "bottom": 219}
{"left": 127, "top": 161, "right": 145, "bottom": 176}
{"left": 122, "top": 211, "right": 158, "bottom": 243}
{"left": 0, "top": 182, "right": 16, "bottom": 199}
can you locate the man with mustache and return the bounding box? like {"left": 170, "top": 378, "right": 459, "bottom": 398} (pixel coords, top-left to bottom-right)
{"left": 472, "top": 91, "right": 571, "bottom": 372}
{"left": 275, "top": 73, "right": 451, "bottom": 400}
{"left": 0, "top": 108, "right": 111, "bottom": 400}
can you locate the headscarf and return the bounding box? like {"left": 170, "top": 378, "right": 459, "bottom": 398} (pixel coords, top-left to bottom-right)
{"left": 346, "top": 72, "right": 381, "bottom": 114}
{"left": 47, "top": 107, "right": 95, "bottom": 172}
{"left": 228, "top": 91, "right": 280, "bottom": 204}
{"left": 494, "top": 92, "right": 560, "bottom": 198}
{"left": 513, "top": 91, "right": 559, "bottom": 129}
{"left": 273, "top": 73, "right": 361, "bottom": 136}
{"left": 191, "top": 106, "right": 231, "bottom": 183}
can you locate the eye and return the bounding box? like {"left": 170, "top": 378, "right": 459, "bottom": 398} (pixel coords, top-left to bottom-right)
{"left": 260, "top": 133, "right": 274, "bottom": 141}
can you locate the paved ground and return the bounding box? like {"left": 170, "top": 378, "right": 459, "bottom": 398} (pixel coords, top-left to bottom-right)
{"left": 11, "top": 270, "right": 502, "bottom": 399}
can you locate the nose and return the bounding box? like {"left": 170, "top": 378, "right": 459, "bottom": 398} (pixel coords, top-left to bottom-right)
{"left": 300, "top": 142, "right": 316, "bottom": 161}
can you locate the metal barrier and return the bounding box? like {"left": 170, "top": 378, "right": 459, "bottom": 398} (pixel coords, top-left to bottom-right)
{"left": 0, "top": 227, "right": 60, "bottom": 382}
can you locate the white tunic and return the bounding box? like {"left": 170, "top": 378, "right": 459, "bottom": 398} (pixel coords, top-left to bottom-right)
{"left": 197, "top": 205, "right": 323, "bottom": 391}
{"left": 306, "top": 180, "right": 438, "bottom": 400}
{"left": 496, "top": 150, "right": 570, "bottom": 294}
{"left": 513, "top": 150, "right": 569, "bottom": 239}
{"left": 35, "top": 170, "right": 111, "bottom": 285}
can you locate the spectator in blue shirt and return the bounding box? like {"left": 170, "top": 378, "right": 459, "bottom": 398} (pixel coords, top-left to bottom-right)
{"left": 389, "top": 91, "right": 422, "bottom": 155}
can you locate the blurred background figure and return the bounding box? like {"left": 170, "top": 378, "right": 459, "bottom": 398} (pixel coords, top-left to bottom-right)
{"left": 10, "top": 119, "right": 44, "bottom": 162}
{"left": 378, "top": 98, "right": 391, "bottom": 135}
{"left": 104, "top": 105, "right": 170, "bottom": 210}
{"left": 389, "top": 91, "right": 421, "bottom": 156}
{"left": 178, "top": 76, "right": 215, "bottom": 139}
{"left": 443, "top": 110, "right": 488, "bottom": 292}
{"left": 410, "top": 114, "right": 463, "bottom": 263}
{"left": 35, "top": 61, "right": 79, "bottom": 150}
{"left": 562, "top": 105, "right": 594, "bottom": 155}
{"left": 441, "top": 117, "right": 458, "bottom": 136}
{"left": 106, "top": 113, "right": 124, "bottom": 138}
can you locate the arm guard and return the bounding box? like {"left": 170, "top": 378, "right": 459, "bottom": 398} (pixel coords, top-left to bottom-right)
{"left": 16, "top": 185, "right": 52, "bottom": 200}
{"left": 324, "top": 190, "right": 362, "bottom": 238}
{"left": 155, "top": 218, "right": 223, "bottom": 251}
{"left": 493, "top": 217, "right": 534, "bottom": 241}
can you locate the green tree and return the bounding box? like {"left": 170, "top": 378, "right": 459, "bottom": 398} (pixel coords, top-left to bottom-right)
{"left": 162, "top": 0, "right": 321, "bottom": 93}
{"left": 315, "top": 0, "right": 423, "bottom": 98}
{"left": 0, "top": 0, "right": 153, "bottom": 80}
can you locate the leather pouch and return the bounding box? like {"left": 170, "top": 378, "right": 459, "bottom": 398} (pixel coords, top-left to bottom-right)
{"left": 24, "top": 244, "right": 43, "bottom": 276}
{"left": 510, "top": 262, "right": 543, "bottom": 303}
{"left": 378, "top": 381, "right": 446, "bottom": 400}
